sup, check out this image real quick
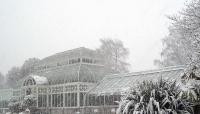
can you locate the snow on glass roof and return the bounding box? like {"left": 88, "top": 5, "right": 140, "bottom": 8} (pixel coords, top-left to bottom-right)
{"left": 22, "top": 74, "right": 48, "bottom": 86}
{"left": 88, "top": 66, "right": 185, "bottom": 96}
{"left": 30, "top": 75, "right": 48, "bottom": 85}
{"left": 34, "top": 64, "right": 105, "bottom": 85}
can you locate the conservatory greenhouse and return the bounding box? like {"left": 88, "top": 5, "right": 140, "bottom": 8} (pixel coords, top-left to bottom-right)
{"left": 0, "top": 47, "right": 186, "bottom": 114}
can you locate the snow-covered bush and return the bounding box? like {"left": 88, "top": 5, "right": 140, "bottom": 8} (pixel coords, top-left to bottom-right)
{"left": 8, "top": 97, "right": 23, "bottom": 113}
{"left": 117, "top": 79, "right": 193, "bottom": 114}
{"left": 23, "top": 95, "right": 37, "bottom": 108}
{"left": 179, "top": 80, "right": 200, "bottom": 103}
{"left": 8, "top": 95, "right": 37, "bottom": 113}
{"left": 180, "top": 65, "right": 200, "bottom": 103}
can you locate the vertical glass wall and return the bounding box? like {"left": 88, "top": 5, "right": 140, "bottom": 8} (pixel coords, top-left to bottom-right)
{"left": 64, "top": 93, "right": 77, "bottom": 107}
{"left": 0, "top": 89, "right": 13, "bottom": 109}
{"left": 38, "top": 95, "right": 47, "bottom": 107}
{"left": 86, "top": 94, "right": 121, "bottom": 106}
{"left": 38, "top": 87, "right": 47, "bottom": 107}
{"left": 52, "top": 94, "right": 63, "bottom": 107}
{"left": 36, "top": 83, "right": 92, "bottom": 108}
{"left": 0, "top": 101, "right": 8, "bottom": 108}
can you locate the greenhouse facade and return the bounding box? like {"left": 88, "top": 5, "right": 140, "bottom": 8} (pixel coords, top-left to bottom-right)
{"left": 0, "top": 47, "right": 185, "bottom": 114}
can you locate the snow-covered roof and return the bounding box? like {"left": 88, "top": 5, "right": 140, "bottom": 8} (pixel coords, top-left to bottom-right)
{"left": 88, "top": 66, "right": 185, "bottom": 95}
{"left": 34, "top": 64, "right": 106, "bottom": 85}
{"left": 23, "top": 75, "right": 48, "bottom": 86}
{"left": 30, "top": 75, "right": 48, "bottom": 85}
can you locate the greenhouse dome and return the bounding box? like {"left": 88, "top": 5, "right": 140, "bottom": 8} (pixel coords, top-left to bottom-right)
{"left": 23, "top": 75, "right": 48, "bottom": 86}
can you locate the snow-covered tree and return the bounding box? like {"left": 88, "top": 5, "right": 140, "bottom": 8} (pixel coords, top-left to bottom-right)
{"left": 154, "top": 27, "right": 189, "bottom": 67}
{"left": 155, "top": 0, "right": 200, "bottom": 67}
{"left": 6, "top": 58, "right": 40, "bottom": 87}
{"left": 154, "top": 0, "right": 200, "bottom": 109}
{"left": 97, "top": 38, "right": 130, "bottom": 73}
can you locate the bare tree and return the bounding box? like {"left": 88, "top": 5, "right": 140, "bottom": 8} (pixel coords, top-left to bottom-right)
{"left": 97, "top": 38, "right": 130, "bottom": 73}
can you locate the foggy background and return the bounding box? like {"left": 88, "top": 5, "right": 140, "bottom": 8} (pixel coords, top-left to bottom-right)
{"left": 0, "top": 0, "right": 187, "bottom": 75}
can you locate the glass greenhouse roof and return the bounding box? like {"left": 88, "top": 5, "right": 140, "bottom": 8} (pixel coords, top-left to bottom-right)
{"left": 88, "top": 66, "right": 185, "bottom": 95}
{"left": 16, "top": 63, "right": 106, "bottom": 87}
{"left": 41, "top": 64, "right": 106, "bottom": 84}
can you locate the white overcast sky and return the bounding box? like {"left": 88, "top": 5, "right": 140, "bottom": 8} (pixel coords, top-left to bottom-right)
{"left": 0, "top": 0, "right": 188, "bottom": 75}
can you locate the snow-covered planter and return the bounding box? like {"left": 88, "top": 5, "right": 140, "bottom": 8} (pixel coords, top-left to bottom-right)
{"left": 116, "top": 79, "right": 193, "bottom": 114}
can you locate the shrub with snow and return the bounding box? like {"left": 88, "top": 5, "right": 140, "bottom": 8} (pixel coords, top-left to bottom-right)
{"left": 116, "top": 79, "right": 193, "bottom": 114}
{"left": 180, "top": 65, "right": 200, "bottom": 103}
{"left": 8, "top": 95, "right": 37, "bottom": 113}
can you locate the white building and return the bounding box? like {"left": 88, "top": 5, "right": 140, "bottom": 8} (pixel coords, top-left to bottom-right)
{"left": 0, "top": 47, "right": 185, "bottom": 114}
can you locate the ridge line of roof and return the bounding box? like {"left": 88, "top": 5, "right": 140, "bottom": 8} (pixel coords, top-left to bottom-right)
{"left": 53, "top": 47, "right": 91, "bottom": 56}
{"left": 41, "top": 47, "right": 92, "bottom": 60}
{"left": 105, "top": 65, "right": 185, "bottom": 79}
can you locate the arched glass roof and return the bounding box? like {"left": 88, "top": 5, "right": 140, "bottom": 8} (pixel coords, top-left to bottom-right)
{"left": 23, "top": 75, "right": 48, "bottom": 86}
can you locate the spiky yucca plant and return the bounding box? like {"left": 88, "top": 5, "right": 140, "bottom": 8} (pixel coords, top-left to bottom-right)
{"left": 117, "top": 79, "right": 193, "bottom": 114}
